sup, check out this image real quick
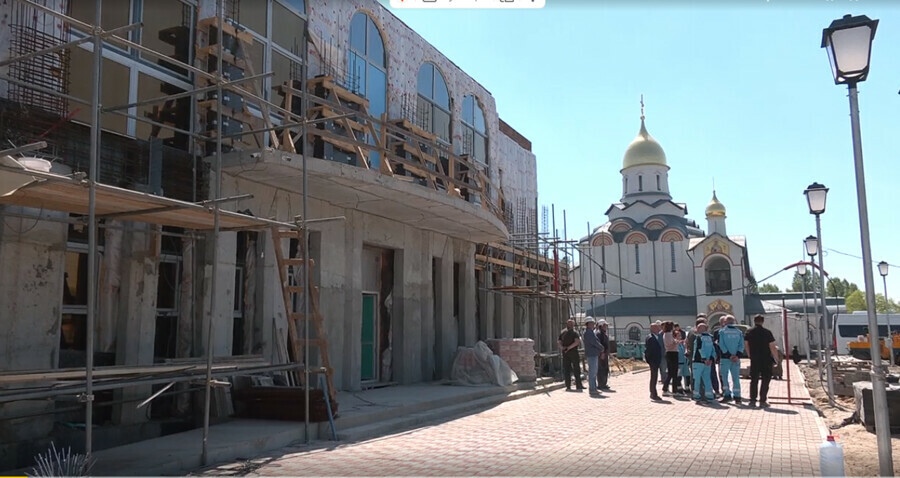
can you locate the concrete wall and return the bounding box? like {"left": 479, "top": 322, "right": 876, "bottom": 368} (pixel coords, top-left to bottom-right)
{"left": 496, "top": 131, "right": 538, "bottom": 216}
{"left": 221, "top": 175, "right": 476, "bottom": 391}
{"left": 0, "top": 206, "right": 67, "bottom": 469}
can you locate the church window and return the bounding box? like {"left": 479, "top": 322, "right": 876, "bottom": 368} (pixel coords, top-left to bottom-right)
{"left": 601, "top": 245, "right": 607, "bottom": 283}
{"left": 638, "top": 175, "right": 643, "bottom": 192}
{"left": 657, "top": 174, "right": 661, "bottom": 191}
{"left": 705, "top": 257, "right": 732, "bottom": 295}
{"left": 634, "top": 243, "right": 640, "bottom": 274}
{"left": 670, "top": 241, "right": 677, "bottom": 272}
{"left": 624, "top": 177, "right": 628, "bottom": 193}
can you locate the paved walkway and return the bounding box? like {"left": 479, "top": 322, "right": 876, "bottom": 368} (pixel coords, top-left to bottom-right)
{"left": 197, "top": 361, "right": 827, "bottom": 476}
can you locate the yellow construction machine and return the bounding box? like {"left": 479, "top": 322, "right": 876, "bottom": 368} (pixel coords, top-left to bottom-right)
{"left": 847, "top": 333, "right": 900, "bottom": 364}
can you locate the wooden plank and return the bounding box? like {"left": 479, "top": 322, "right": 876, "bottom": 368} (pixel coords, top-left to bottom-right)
{"left": 194, "top": 45, "right": 247, "bottom": 69}
{"left": 196, "top": 17, "right": 255, "bottom": 44}
{"left": 390, "top": 118, "right": 438, "bottom": 142}
{"left": 314, "top": 78, "right": 369, "bottom": 109}
{"left": 475, "top": 254, "right": 554, "bottom": 279}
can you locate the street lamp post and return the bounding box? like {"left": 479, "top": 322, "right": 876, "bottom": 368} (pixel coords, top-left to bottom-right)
{"left": 879, "top": 261, "right": 893, "bottom": 365}
{"left": 805, "top": 232, "right": 832, "bottom": 403}
{"left": 822, "top": 14, "right": 892, "bottom": 475}
{"left": 798, "top": 262, "right": 811, "bottom": 366}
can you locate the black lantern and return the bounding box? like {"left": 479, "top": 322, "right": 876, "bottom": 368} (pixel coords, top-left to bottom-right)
{"left": 821, "top": 14, "right": 878, "bottom": 85}
{"left": 804, "top": 182, "right": 829, "bottom": 216}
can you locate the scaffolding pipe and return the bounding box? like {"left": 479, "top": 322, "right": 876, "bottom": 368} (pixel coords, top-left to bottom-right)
{"left": 302, "top": 19, "right": 312, "bottom": 446}
{"left": 201, "top": 0, "right": 226, "bottom": 466}
{"left": 82, "top": 0, "right": 103, "bottom": 458}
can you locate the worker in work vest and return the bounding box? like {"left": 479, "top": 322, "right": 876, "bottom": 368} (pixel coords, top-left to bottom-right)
{"left": 691, "top": 322, "right": 716, "bottom": 403}
{"left": 716, "top": 315, "right": 745, "bottom": 404}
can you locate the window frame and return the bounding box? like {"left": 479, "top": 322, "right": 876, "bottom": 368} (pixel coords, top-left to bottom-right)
{"left": 461, "top": 94, "right": 488, "bottom": 165}
{"left": 416, "top": 62, "right": 452, "bottom": 142}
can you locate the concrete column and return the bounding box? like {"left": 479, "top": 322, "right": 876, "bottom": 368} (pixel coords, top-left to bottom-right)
{"left": 314, "top": 217, "right": 348, "bottom": 390}
{"left": 343, "top": 211, "right": 363, "bottom": 391}
{"left": 461, "top": 242, "right": 477, "bottom": 346}
{"left": 258, "top": 230, "right": 284, "bottom": 367}
{"left": 478, "top": 269, "right": 494, "bottom": 341}
{"left": 438, "top": 251, "right": 454, "bottom": 379}
{"left": 542, "top": 298, "right": 554, "bottom": 353}
{"left": 392, "top": 228, "right": 424, "bottom": 385}
{"left": 114, "top": 223, "right": 160, "bottom": 425}
{"left": 0, "top": 207, "right": 67, "bottom": 468}
{"left": 499, "top": 270, "right": 514, "bottom": 338}
{"left": 197, "top": 231, "right": 237, "bottom": 357}
{"left": 420, "top": 234, "right": 435, "bottom": 382}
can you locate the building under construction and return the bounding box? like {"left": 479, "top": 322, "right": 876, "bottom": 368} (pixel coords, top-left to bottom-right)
{"left": 0, "top": 0, "right": 570, "bottom": 469}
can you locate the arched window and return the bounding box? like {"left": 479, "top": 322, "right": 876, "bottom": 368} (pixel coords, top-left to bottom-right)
{"left": 638, "top": 175, "right": 643, "bottom": 192}
{"left": 349, "top": 12, "right": 386, "bottom": 167}
{"left": 462, "top": 94, "right": 487, "bottom": 164}
{"left": 634, "top": 243, "right": 641, "bottom": 274}
{"left": 656, "top": 174, "right": 661, "bottom": 191}
{"left": 670, "top": 241, "right": 677, "bottom": 272}
{"left": 705, "top": 257, "right": 732, "bottom": 295}
{"left": 416, "top": 63, "right": 451, "bottom": 142}
{"left": 628, "top": 326, "right": 642, "bottom": 342}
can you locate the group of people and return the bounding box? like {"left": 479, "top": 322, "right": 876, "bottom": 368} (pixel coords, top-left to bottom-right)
{"left": 557, "top": 312, "right": 780, "bottom": 407}
{"left": 557, "top": 317, "right": 610, "bottom": 396}
{"left": 644, "top": 313, "right": 778, "bottom": 407}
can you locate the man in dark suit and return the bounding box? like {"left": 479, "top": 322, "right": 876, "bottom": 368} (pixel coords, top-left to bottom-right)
{"left": 644, "top": 322, "right": 663, "bottom": 401}
{"left": 597, "top": 319, "right": 611, "bottom": 390}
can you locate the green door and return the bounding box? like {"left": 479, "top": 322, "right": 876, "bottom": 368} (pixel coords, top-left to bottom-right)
{"left": 361, "top": 293, "right": 377, "bottom": 381}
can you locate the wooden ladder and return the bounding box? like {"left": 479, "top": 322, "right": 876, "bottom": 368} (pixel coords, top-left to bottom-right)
{"left": 270, "top": 227, "right": 336, "bottom": 404}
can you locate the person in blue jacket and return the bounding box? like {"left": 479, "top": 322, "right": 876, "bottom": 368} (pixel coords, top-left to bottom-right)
{"left": 644, "top": 322, "right": 663, "bottom": 401}
{"left": 691, "top": 322, "right": 716, "bottom": 403}
{"left": 717, "top": 315, "right": 745, "bottom": 404}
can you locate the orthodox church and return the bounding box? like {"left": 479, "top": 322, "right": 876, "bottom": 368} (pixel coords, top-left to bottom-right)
{"left": 573, "top": 110, "right": 757, "bottom": 341}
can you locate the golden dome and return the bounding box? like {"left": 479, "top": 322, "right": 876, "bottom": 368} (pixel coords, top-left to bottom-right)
{"left": 622, "top": 118, "right": 668, "bottom": 170}
{"left": 706, "top": 191, "right": 726, "bottom": 218}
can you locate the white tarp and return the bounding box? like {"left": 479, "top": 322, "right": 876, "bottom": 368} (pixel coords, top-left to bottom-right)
{"left": 450, "top": 341, "right": 518, "bottom": 387}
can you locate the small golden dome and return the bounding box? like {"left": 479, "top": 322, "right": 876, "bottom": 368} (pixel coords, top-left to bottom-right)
{"left": 706, "top": 191, "right": 727, "bottom": 218}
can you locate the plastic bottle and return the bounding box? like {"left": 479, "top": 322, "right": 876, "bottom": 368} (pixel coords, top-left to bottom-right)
{"left": 819, "top": 435, "right": 845, "bottom": 476}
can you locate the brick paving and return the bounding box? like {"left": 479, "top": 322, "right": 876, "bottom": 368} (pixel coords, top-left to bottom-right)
{"left": 198, "top": 361, "right": 826, "bottom": 476}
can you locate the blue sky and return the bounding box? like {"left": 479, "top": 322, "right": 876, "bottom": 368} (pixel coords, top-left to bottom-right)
{"left": 381, "top": 0, "right": 900, "bottom": 300}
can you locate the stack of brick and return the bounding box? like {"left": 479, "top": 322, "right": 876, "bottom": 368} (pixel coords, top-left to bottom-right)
{"left": 485, "top": 338, "right": 536, "bottom": 382}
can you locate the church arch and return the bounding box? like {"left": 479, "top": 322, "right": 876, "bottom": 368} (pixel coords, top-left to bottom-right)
{"left": 700, "top": 252, "right": 735, "bottom": 268}
{"left": 644, "top": 219, "right": 666, "bottom": 231}
{"left": 591, "top": 233, "right": 613, "bottom": 247}
{"left": 610, "top": 220, "right": 631, "bottom": 233}
{"left": 660, "top": 229, "right": 684, "bottom": 242}
{"left": 625, "top": 322, "right": 644, "bottom": 342}
{"left": 624, "top": 232, "right": 648, "bottom": 244}
{"left": 705, "top": 256, "right": 732, "bottom": 295}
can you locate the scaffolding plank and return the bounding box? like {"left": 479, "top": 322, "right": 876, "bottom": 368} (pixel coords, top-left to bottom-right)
{"left": 0, "top": 168, "right": 279, "bottom": 230}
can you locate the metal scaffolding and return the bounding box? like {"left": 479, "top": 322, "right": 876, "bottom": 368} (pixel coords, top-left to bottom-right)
{"left": 0, "top": 0, "right": 340, "bottom": 465}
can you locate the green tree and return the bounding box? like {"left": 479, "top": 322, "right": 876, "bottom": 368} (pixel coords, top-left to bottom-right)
{"left": 788, "top": 270, "right": 818, "bottom": 293}
{"left": 787, "top": 270, "right": 859, "bottom": 298}
{"left": 844, "top": 291, "right": 899, "bottom": 313}
{"left": 845, "top": 289, "right": 866, "bottom": 312}
{"left": 758, "top": 283, "right": 781, "bottom": 293}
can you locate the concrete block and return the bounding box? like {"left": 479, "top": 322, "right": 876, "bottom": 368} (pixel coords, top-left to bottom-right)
{"left": 853, "top": 382, "right": 900, "bottom": 433}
